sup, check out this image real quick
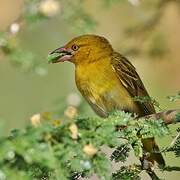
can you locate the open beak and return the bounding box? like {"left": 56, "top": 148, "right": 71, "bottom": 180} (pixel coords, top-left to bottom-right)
{"left": 48, "top": 47, "right": 73, "bottom": 63}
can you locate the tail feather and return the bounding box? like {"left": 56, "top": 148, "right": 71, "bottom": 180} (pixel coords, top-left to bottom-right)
{"left": 150, "top": 142, "right": 165, "bottom": 167}
{"left": 142, "top": 138, "right": 165, "bottom": 167}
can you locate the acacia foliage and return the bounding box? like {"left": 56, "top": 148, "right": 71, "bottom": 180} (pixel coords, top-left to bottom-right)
{"left": 0, "top": 111, "right": 179, "bottom": 180}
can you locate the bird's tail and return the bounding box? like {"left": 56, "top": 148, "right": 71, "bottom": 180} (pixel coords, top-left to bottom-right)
{"left": 142, "top": 138, "right": 165, "bottom": 167}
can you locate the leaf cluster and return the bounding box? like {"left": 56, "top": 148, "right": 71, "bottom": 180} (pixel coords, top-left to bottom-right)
{"left": 0, "top": 110, "right": 179, "bottom": 180}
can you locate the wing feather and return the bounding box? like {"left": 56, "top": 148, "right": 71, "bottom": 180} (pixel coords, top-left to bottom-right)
{"left": 111, "top": 52, "right": 155, "bottom": 115}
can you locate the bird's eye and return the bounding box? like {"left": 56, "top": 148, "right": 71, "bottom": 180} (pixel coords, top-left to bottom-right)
{"left": 71, "top": 44, "right": 79, "bottom": 51}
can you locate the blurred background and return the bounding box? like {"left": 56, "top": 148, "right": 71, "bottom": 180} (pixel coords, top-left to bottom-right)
{"left": 0, "top": 0, "right": 180, "bottom": 179}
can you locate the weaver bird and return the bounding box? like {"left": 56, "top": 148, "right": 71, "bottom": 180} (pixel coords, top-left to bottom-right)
{"left": 48, "top": 34, "right": 165, "bottom": 167}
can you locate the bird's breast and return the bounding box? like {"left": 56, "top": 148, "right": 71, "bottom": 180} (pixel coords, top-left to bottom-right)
{"left": 75, "top": 62, "right": 117, "bottom": 97}
{"left": 75, "top": 62, "right": 138, "bottom": 116}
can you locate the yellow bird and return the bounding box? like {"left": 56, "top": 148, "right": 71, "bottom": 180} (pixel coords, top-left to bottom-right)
{"left": 48, "top": 34, "right": 165, "bottom": 167}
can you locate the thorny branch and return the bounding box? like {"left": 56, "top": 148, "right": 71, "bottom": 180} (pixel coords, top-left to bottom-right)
{"left": 144, "top": 109, "right": 180, "bottom": 125}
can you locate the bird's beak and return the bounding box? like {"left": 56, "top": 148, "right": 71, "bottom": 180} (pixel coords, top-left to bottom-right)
{"left": 48, "top": 47, "right": 73, "bottom": 63}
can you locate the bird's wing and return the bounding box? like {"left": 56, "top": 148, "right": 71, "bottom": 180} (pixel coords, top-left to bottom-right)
{"left": 111, "top": 52, "right": 155, "bottom": 115}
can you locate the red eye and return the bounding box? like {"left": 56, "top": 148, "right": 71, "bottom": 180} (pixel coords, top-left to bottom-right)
{"left": 71, "top": 44, "right": 79, "bottom": 51}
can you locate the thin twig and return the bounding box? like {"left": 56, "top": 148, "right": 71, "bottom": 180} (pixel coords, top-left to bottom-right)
{"left": 170, "top": 132, "right": 180, "bottom": 147}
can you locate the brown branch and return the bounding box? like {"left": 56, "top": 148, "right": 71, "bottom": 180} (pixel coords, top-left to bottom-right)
{"left": 116, "top": 109, "right": 180, "bottom": 132}
{"left": 144, "top": 109, "right": 180, "bottom": 125}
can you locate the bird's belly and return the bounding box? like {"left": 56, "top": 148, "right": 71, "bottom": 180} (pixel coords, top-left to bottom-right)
{"left": 76, "top": 73, "right": 139, "bottom": 117}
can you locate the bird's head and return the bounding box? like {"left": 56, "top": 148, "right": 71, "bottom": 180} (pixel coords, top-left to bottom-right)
{"left": 48, "top": 34, "right": 113, "bottom": 65}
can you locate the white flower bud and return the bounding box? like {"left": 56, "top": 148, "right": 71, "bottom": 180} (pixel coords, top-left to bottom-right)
{"left": 10, "top": 23, "right": 20, "bottom": 34}
{"left": 0, "top": 170, "right": 6, "bottom": 180}
{"left": 64, "top": 106, "right": 78, "bottom": 119}
{"left": 128, "top": 0, "right": 140, "bottom": 6}
{"left": 83, "top": 144, "right": 97, "bottom": 156}
{"left": 69, "top": 123, "right": 78, "bottom": 139}
{"left": 6, "top": 150, "right": 15, "bottom": 160}
{"left": 30, "top": 113, "right": 41, "bottom": 127}
{"left": 39, "top": 0, "right": 60, "bottom": 17}
{"left": 67, "top": 93, "right": 81, "bottom": 107}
